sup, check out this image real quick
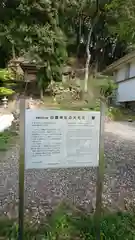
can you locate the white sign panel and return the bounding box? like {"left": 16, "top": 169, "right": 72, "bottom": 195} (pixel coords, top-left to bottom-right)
{"left": 25, "top": 109, "right": 100, "bottom": 169}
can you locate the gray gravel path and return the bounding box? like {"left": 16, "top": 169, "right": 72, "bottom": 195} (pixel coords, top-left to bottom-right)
{"left": 0, "top": 121, "right": 135, "bottom": 219}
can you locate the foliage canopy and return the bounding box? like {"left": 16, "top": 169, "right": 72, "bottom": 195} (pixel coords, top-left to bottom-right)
{"left": 0, "top": 0, "right": 135, "bottom": 94}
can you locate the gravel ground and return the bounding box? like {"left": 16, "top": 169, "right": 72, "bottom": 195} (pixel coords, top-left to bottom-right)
{"left": 0, "top": 121, "right": 135, "bottom": 219}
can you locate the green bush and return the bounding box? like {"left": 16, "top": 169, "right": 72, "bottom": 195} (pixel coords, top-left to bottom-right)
{"left": 98, "top": 75, "right": 117, "bottom": 99}
{"left": 93, "top": 74, "right": 117, "bottom": 99}
{"left": 0, "top": 69, "right": 15, "bottom": 97}
{"left": 0, "top": 86, "right": 14, "bottom": 96}
{"left": 107, "top": 107, "right": 126, "bottom": 121}
{"left": 89, "top": 99, "right": 100, "bottom": 111}
{"left": 0, "top": 129, "right": 18, "bottom": 151}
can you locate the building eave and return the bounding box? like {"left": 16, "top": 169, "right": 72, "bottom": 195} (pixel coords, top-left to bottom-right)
{"left": 102, "top": 51, "right": 135, "bottom": 74}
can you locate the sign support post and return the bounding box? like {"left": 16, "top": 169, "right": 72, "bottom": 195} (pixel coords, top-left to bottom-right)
{"left": 18, "top": 97, "right": 25, "bottom": 240}
{"left": 95, "top": 100, "right": 105, "bottom": 240}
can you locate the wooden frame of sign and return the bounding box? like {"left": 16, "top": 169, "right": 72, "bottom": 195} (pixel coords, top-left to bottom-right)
{"left": 18, "top": 98, "right": 25, "bottom": 240}
{"left": 18, "top": 97, "right": 105, "bottom": 240}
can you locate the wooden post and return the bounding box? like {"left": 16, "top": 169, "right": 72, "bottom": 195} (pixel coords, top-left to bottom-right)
{"left": 95, "top": 100, "right": 105, "bottom": 240}
{"left": 18, "top": 97, "right": 25, "bottom": 240}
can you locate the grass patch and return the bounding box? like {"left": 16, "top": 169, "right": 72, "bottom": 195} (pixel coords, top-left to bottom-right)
{"left": 0, "top": 208, "right": 135, "bottom": 239}
{"left": 40, "top": 98, "right": 135, "bottom": 122}
{"left": 0, "top": 129, "right": 18, "bottom": 151}
{"left": 41, "top": 96, "right": 135, "bottom": 121}
{"left": 107, "top": 107, "right": 135, "bottom": 121}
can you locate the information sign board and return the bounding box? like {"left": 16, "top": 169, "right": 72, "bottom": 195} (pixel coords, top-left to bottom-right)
{"left": 25, "top": 109, "right": 100, "bottom": 169}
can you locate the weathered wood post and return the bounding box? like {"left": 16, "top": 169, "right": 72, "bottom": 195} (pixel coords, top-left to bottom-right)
{"left": 95, "top": 99, "right": 105, "bottom": 240}
{"left": 18, "top": 97, "right": 25, "bottom": 240}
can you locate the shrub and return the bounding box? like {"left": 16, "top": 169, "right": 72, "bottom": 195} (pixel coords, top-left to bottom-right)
{"left": 0, "top": 69, "right": 15, "bottom": 97}
{"left": 0, "top": 210, "right": 135, "bottom": 239}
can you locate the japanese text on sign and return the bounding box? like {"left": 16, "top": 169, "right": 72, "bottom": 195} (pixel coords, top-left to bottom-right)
{"left": 25, "top": 109, "right": 100, "bottom": 169}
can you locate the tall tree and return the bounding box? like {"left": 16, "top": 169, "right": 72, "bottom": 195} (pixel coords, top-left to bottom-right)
{"left": 0, "top": 0, "right": 67, "bottom": 97}
{"left": 57, "top": 0, "right": 130, "bottom": 73}
{"left": 1, "top": 0, "right": 135, "bottom": 84}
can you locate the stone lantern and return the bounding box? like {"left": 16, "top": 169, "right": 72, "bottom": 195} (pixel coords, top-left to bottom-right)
{"left": 2, "top": 96, "right": 8, "bottom": 108}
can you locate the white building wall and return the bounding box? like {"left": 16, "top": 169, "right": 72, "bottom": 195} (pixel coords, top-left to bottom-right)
{"left": 116, "top": 66, "right": 126, "bottom": 82}
{"left": 116, "top": 61, "right": 135, "bottom": 82}
{"left": 117, "top": 78, "right": 135, "bottom": 102}
{"left": 129, "top": 61, "right": 135, "bottom": 78}
{"left": 114, "top": 60, "right": 135, "bottom": 102}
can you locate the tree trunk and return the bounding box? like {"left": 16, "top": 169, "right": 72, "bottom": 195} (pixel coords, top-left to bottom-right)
{"left": 84, "top": 52, "right": 90, "bottom": 92}
{"left": 12, "top": 44, "right": 15, "bottom": 59}
{"left": 84, "top": 10, "right": 100, "bottom": 92}
{"left": 84, "top": 27, "right": 93, "bottom": 92}
{"left": 40, "top": 88, "right": 44, "bottom": 100}
{"left": 77, "top": 17, "right": 82, "bottom": 56}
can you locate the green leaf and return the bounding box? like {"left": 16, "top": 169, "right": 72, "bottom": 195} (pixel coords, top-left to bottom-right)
{"left": 0, "top": 87, "right": 15, "bottom": 96}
